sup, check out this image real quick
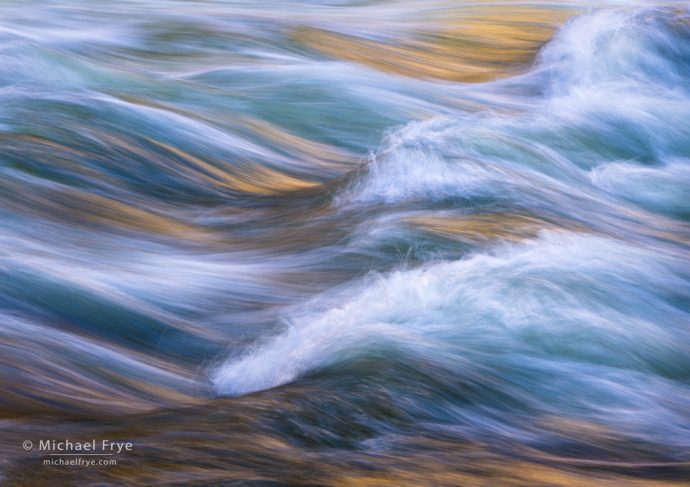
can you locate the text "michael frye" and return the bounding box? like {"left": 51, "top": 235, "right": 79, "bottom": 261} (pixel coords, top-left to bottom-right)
{"left": 38, "top": 439, "right": 133, "bottom": 453}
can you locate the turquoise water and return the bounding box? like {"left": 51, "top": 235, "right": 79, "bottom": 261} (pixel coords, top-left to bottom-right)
{"left": 1, "top": 1, "right": 689, "bottom": 484}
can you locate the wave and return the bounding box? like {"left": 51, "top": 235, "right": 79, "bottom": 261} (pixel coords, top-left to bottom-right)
{"left": 347, "top": 8, "right": 690, "bottom": 213}
{"left": 213, "top": 232, "right": 690, "bottom": 444}
{"left": 213, "top": 6, "right": 690, "bottom": 451}
{"left": 0, "top": 1, "right": 688, "bottom": 479}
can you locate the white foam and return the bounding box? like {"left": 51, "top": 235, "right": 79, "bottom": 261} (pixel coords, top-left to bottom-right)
{"left": 343, "top": 7, "right": 690, "bottom": 208}
{"left": 212, "top": 232, "right": 688, "bottom": 396}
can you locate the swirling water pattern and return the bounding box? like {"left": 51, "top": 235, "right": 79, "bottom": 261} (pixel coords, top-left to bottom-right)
{"left": 0, "top": 1, "right": 689, "bottom": 485}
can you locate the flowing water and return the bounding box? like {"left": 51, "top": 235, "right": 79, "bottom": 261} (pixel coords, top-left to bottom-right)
{"left": 1, "top": 1, "right": 689, "bottom": 485}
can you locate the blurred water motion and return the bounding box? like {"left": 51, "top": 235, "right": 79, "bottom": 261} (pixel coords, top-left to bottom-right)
{"left": 1, "top": 0, "right": 689, "bottom": 485}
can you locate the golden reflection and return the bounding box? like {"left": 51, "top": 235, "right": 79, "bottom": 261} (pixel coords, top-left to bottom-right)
{"left": 2, "top": 394, "right": 687, "bottom": 486}
{"left": 406, "top": 213, "right": 571, "bottom": 242}
{"left": 149, "top": 139, "right": 324, "bottom": 195}
{"left": 292, "top": 6, "right": 574, "bottom": 82}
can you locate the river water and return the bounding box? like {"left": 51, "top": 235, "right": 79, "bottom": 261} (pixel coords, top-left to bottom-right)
{"left": 0, "top": 1, "right": 689, "bottom": 485}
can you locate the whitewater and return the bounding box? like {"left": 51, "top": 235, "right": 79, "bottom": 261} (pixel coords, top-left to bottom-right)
{"left": 0, "top": 1, "right": 688, "bottom": 485}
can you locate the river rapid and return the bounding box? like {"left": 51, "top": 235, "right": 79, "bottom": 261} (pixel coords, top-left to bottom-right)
{"left": 0, "top": 1, "right": 689, "bottom": 485}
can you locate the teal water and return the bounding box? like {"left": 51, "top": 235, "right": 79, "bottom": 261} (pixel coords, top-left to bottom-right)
{"left": 0, "top": 1, "right": 689, "bottom": 484}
